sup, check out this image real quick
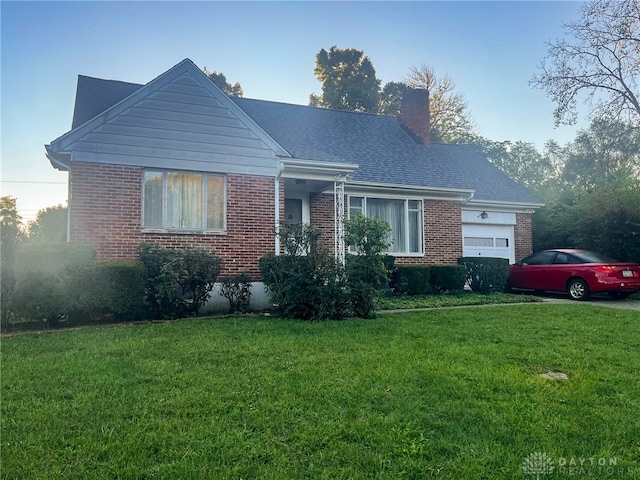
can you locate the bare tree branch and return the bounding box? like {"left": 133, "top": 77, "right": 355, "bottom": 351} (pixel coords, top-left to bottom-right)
{"left": 531, "top": 0, "right": 640, "bottom": 126}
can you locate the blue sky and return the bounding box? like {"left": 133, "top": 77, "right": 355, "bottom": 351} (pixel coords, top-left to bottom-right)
{"left": 1, "top": 1, "right": 585, "bottom": 222}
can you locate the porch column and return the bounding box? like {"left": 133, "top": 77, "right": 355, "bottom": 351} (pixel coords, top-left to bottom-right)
{"left": 334, "top": 178, "right": 346, "bottom": 265}
{"left": 274, "top": 174, "right": 280, "bottom": 255}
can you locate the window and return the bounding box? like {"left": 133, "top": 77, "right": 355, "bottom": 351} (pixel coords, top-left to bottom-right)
{"left": 143, "top": 170, "right": 225, "bottom": 231}
{"left": 523, "top": 251, "right": 556, "bottom": 265}
{"left": 464, "top": 237, "right": 494, "bottom": 247}
{"left": 349, "top": 196, "right": 423, "bottom": 254}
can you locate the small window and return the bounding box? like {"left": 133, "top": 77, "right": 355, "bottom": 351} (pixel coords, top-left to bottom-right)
{"left": 143, "top": 170, "right": 225, "bottom": 231}
{"left": 464, "top": 237, "right": 494, "bottom": 247}
{"left": 496, "top": 238, "right": 509, "bottom": 248}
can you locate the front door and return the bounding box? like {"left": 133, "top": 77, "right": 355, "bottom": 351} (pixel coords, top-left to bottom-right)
{"left": 284, "top": 198, "right": 303, "bottom": 224}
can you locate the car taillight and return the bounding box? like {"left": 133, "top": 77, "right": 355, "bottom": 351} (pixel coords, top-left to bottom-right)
{"left": 593, "top": 265, "right": 616, "bottom": 276}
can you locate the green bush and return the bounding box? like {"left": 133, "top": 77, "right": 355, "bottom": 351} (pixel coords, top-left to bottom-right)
{"left": 344, "top": 215, "right": 392, "bottom": 318}
{"left": 429, "top": 265, "right": 467, "bottom": 293}
{"left": 220, "top": 272, "right": 252, "bottom": 314}
{"left": 12, "top": 273, "right": 68, "bottom": 327}
{"left": 457, "top": 257, "right": 510, "bottom": 294}
{"left": 72, "top": 260, "right": 146, "bottom": 320}
{"left": 137, "top": 244, "right": 222, "bottom": 319}
{"left": 391, "top": 265, "right": 431, "bottom": 296}
{"left": 259, "top": 250, "right": 349, "bottom": 321}
{"left": 12, "top": 243, "right": 97, "bottom": 326}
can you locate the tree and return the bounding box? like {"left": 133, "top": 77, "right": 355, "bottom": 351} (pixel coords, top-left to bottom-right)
{"left": 403, "top": 64, "right": 476, "bottom": 142}
{"left": 310, "top": 46, "right": 380, "bottom": 113}
{"left": 203, "top": 68, "right": 244, "bottom": 97}
{"left": 561, "top": 118, "right": 640, "bottom": 188}
{"left": 470, "top": 136, "right": 557, "bottom": 195}
{"left": 531, "top": 0, "right": 640, "bottom": 126}
{"left": 1, "top": 196, "right": 25, "bottom": 328}
{"left": 533, "top": 179, "right": 640, "bottom": 263}
{"left": 27, "top": 204, "right": 67, "bottom": 242}
{"left": 378, "top": 81, "right": 409, "bottom": 119}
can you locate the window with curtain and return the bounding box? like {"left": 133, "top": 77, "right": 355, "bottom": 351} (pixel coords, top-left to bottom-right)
{"left": 348, "top": 196, "right": 423, "bottom": 254}
{"left": 143, "top": 170, "right": 225, "bottom": 231}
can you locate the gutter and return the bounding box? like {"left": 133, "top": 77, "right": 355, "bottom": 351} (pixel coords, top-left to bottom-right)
{"left": 45, "top": 145, "right": 71, "bottom": 171}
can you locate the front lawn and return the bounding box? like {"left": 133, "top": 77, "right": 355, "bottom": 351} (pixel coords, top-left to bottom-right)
{"left": 2, "top": 304, "right": 639, "bottom": 479}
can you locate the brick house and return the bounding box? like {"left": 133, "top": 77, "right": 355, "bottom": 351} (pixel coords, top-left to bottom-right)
{"left": 46, "top": 59, "right": 541, "bottom": 307}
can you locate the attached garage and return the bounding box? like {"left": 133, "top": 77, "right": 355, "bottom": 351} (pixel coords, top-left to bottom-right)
{"left": 462, "top": 211, "right": 516, "bottom": 263}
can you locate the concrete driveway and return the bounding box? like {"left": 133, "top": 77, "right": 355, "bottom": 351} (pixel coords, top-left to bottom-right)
{"left": 536, "top": 293, "right": 640, "bottom": 311}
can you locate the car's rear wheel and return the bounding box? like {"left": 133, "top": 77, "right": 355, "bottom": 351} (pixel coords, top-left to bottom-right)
{"left": 608, "top": 292, "right": 630, "bottom": 300}
{"left": 567, "top": 278, "right": 590, "bottom": 301}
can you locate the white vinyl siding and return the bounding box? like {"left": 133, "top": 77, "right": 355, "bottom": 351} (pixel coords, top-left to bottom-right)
{"left": 143, "top": 170, "right": 225, "bottom": 231}
{"left": 349, "top": 196, "right": 423, "bottom": 254}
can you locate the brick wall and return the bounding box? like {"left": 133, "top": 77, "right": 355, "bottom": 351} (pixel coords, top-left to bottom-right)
{"left": 514, "top": 212, "right": 534, "bottom": 261}
{"left": 310, "top": 192, "right": 335, "bottom": 251}
{"left": 69, "top": 162, "right": 277, "bottom": 279}
{"left": 409, "top": 199, "right": 462, "bottom": 266}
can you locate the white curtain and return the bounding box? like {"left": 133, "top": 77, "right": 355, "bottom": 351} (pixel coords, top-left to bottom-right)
{"left": 367, "top": 198, "right": 405, "bottom": 253}
{"left": 143, "top": 171, "right": 163, "bottom": 227}
{"left": 167, "top": 173, "right": 202, "bottom": 229}
{"left": 207, "top": 176, "right": 224, "bottom": 229}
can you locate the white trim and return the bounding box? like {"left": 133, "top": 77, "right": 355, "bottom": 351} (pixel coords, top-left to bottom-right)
{"left": 348, "top": 194, "right": 424, "bottom": 256}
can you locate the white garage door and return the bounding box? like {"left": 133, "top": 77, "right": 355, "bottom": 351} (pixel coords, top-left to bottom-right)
{"left": 462, "top": 224, "right": 514, "bottom": 263}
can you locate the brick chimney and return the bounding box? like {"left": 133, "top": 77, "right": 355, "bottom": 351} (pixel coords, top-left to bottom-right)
{"left": 401, "top": 88, "right": 430, "bottom": 145}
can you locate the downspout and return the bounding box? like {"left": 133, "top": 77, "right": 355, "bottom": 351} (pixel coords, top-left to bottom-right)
{"left": 274, "top": 161, "right": 284, "bottom": 255}
{"left": 66, "top": 176, "right": 71, "bottom": 242}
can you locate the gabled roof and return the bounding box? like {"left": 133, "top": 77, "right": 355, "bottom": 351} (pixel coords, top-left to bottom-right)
{"left": 50, "top": 58, "right": 541, "bottom": 206}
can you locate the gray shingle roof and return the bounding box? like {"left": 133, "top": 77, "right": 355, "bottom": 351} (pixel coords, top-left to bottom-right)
{"left": 70, "top": 74, "right": 540, "bottom": 205}
{"left": 72, "top": 75, "right": 142, "bottom": 128}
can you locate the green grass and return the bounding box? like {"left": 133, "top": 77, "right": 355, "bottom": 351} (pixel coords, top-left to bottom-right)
{"left": 2, "top": 305, "right": 640, "bottom": 479}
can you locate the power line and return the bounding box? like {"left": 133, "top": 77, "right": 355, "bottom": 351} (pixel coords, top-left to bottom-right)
{"left": 1, "top": 181, "right": 67, "bottom": 185}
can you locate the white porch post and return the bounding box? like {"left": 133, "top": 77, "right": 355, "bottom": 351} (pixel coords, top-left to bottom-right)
{"left": 275, "top": 163, "right": 283, "bottom": 255}
{"left": 334, "top": 178, "right": 346, "bottom": 265}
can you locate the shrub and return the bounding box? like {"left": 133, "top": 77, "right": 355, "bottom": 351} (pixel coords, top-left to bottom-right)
{"left": 344, "top": 215, "right": 392, "bottom": 318}
{"left": 12, "top": 243, "right": 97, "bottom": 326}
{"left": 137, "top": 244, "right": 221, "bottom": 319}
{"left": 391, "top": 265, "right": 431, "bottom": 296}
{"left": 259, "top": 245, "right": 350, "bottom": 321}
{"left": 220, "top": 272, "right": 252, "bottom": 314}
{"left": 429, "top": 265, "right": 467, "bottom": 293}
{"left": 12, "top": 273, "right": 68, "bottom": 327}
{"left": 457, "top": 257, "right": 510, "bottom": 294}
{"left": 73, "top": 260, "right": 146, "bottom": 320}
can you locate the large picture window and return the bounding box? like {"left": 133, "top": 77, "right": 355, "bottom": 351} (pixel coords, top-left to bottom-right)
{"left": 143, "top": 170, "right": 225, "bottom": 231}
{"left": 349, "top": 196, "right": 423, "bottom": 254}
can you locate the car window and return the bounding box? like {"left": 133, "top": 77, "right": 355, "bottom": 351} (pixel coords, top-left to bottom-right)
{"left": 523, "top": 251, "right": 556, "bottom": 265}
{"left": 554, "top": 253, "right": 570, "bottom": 264}
{"left": 572, "top": 251, "right": 618, "bottom": 263}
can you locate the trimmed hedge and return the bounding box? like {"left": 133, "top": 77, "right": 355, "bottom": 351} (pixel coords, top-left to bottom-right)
{"left": 11, "top": 244, "right": 147, "bottom": 324}
{"left": 429, "top": 265, "right": 467, "bottom": 293}
{"left": 457, "top": 256, "right": 510, "bottom": 294}
{"left": 391, "top": 265, "right": 431, "bottom": 296}
{"left": 137, "top": 243, "right": 222, "bottom": 319}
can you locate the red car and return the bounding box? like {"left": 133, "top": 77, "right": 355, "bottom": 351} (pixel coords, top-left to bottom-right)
{"left": 507, "top": 249, "right": 640, "bottom": 300}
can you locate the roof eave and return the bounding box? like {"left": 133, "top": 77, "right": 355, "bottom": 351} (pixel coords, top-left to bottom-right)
{"left": 45, "top": 144, "right": 71, "bottom": 171}
{"left": 465, "top": 198, "right": 545, "bottom": 213}
{"left": 346, "top": 180, "right": 475, "bottom": 202}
